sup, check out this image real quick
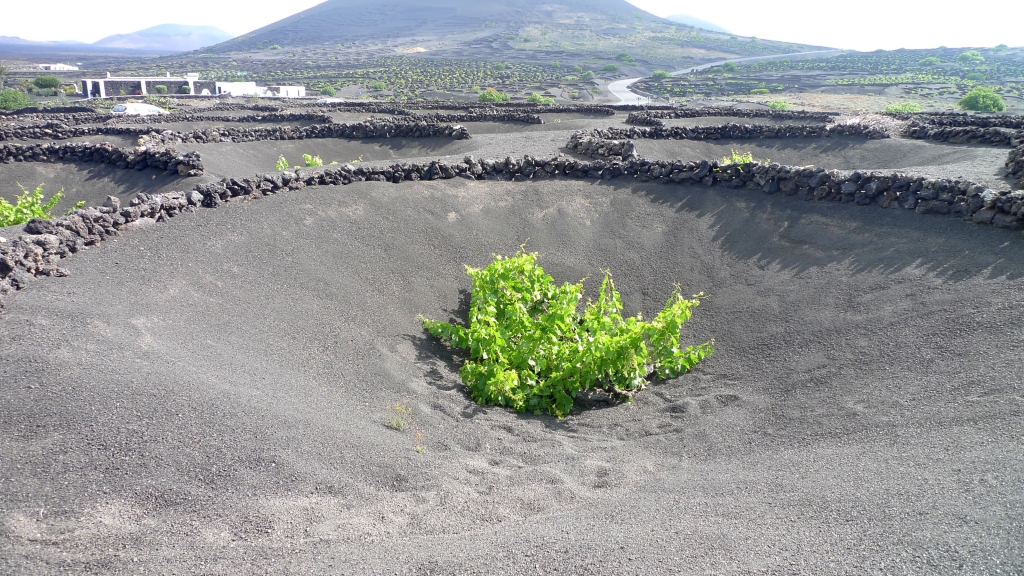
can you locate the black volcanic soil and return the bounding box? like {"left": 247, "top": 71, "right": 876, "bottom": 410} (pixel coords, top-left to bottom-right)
{"left": 1, "top": 178, "right": 1022, "bottom": 574}
{"left": 2, "top": 105, "right": 1024, "bottom": 575}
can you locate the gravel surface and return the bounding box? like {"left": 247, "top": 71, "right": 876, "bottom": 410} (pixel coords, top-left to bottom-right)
{"left": 1, "top": 178, "right": 1022, "bottom": 575}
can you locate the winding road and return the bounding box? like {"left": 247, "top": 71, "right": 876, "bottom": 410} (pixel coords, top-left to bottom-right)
{"left": 607, "top": 49, "right": 845, "bottom": 105}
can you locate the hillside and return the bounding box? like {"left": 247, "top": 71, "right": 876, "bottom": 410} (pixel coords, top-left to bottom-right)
{"left": 206, "top": 0, "right": 822, "bottom": 66}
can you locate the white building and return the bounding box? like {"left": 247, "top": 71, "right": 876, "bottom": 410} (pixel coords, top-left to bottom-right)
{"left": 214, "top": 82, "right": 263, "bottom": 97}
{"left": 267, "top": 85, "right": 306, "bottom": 98}
{"left": 81, "top": 72, "right": 201, "bottom": 99}
{"left": 38, "top": 64, "right": 79, "bottom": 71}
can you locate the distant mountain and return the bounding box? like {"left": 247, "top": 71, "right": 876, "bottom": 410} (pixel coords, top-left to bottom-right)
{"left": 93, "top": 24, "right": 233, "bottom": 52}
{"left": 666, "top": 14, "right": 730, "bottom": 34}
{"left": 0, "top": 36, "right": 88, "bottom": 46}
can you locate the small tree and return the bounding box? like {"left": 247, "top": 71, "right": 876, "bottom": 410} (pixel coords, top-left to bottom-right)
{"left": 367, "top": 81, "right": 387, "bottom": 91}
{"left": 602, "top": 64, "right": 619, "bottom": 72}
{"left": 918, "top": 56, "right": 941, "bottom": 66}
{"left": 722, "top": 62, "right": 738, "bottom": 72}
{"left": 956, "top": 50, "right": 985, "bottom": 65}
{"left": 320, "top": 84, "right": 336, "bottom": 96}
{"left": 957, "top": 86, "right": 1005, "bottom": 111}
{"left": 154, "top": 85, "right": 168, "bottom": 94}
{"left": 651, "top": 70, "right": 670, "bottom": 79}
{"left": 581, "top": 71, "right": 595, "bottom": 80}
{"left": 179, "top": 85, "right": 192, "bottom": 94}
{"left": 0, "top": 89, "right": 30, "bottom": 110}
{"left": 33, "top": 75, "right": 61, "bottom": 89}
{"left": 572, "top": 65, "right": 583, "bottom": 73}
{"left": 478, "top": 88, "right": 510, "bottom": 103}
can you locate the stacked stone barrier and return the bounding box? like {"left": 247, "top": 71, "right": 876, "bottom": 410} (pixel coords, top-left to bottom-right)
{"left": 627, "top": 108, "right": 839, "bottom": 126}
{"left": 574, "top": 121, "right": 885, "bottom": 142}
{"left": 135, "top": 120, "right": 471, "bottom": 146}
{"left": 903, "top": 124, "right": 1024, "bottom": 147}
{"left": 0, "top": 141, "right": 204, "bottom": 176}
{"left": 885, "top": 112, "right": 1024, "bottom": 130}
{"left": 0, "top": 106, "right": 95, "bottom": 117}
{"left": 565, "top": 132, "right": 638, "bottom": 160}
{"left": 308, "top": 101, "right": 618, "bottom": 117}
{"left": 106, "top": 112, "right": 336, "bottom": 126}
{"left": 1008, "top": 145, "right": 1024, "bottom": 187}
{"left": 5, "top": 149, "right": 1023, "bottom": 310}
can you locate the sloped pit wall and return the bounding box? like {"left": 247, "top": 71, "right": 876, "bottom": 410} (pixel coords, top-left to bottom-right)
{"left": 0, "top": 142, "right": 204, "bottom": 176}
{"left": 3, "top": 152, "right": 1022, "bottom": 311}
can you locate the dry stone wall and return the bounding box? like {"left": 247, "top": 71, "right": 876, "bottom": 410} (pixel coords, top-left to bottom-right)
{"left": 627, "top": 108, "right": 839, "bottom": 126}
{"left": 0, "top": 141, "right": 204, "bottom": 175}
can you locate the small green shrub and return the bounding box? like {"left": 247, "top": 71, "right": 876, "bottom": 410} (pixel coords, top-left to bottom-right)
{"left": 303, "top": 154, "right": 323, "bottom": 167}
{"left": 749, "top": 88, "right": 770, "bottom": 95}
{"left": 493, "top": 63, "right": 506, "bottom": 71}
{"left": 957, "top": 86, "right": 1006, "bottom": 111}
{"left": 422, "top": 250, "right": 713, "bottom": 418}
{"left": 572, "top": 65, "right": 584, "bottom": 73}
{"left": 918, "top": 56, "right": 941, "bottom": 66}
{"left": 707, "top": 66, "right": 724, "bottom": 74}
{"left": 179, "top": 85, "right": 192, "bottom": 94}
{"left": 0, "top": 89, "right": 31, "bottom": 110}
{"left": 581, "top": 71, "right": 595, "bottom": 80}
{"left": 0, "top": 184, "right": 81, "bottom": 227}
{"left": 965, "top": 72, "right": 986, "bottom": 81}
{"left": 320, "top": 85, "right": 336, "bottom": 96}
{"left": 552, "top": 62, "right": 561, "bottom": 69}
{"left": 275, "top": 155, "right": 289, "bottom": 171}
{"left": 367, "top": 81, "right": 387, "bottom": 91}
{"left": 652, "top": 70, "right": 670, "bottom": 79}
{"left": 722, "top": 62, "right": 738, "bottom": 72}
{"left": 615, "top": 52, "right": 631, "bottom": 61}
{"left": 767, "top": 100, "right": 790, "bottom": 111}
{"left": 32, "top": 76, "right": 60, "bottom": 89}
{"left": 956, "top": 50, "right": 984, "bottom": 65}
{"left": 722, "top": 149, "right": 755, "bottom": 165}
{"left": 478, "top": 88, "right": 510, "bottom": 103}
{"left": 885, "top": 102, "right": 922, "bottom": 113}
{"left": 269, "top": 44, "right": 281, "bottom": 50}
{"left": 385, "top": 403, "right": 413, "bottom": 431}
{"left": 153, "top": 85, "right": 168, "bottom": 94}
{"left": 602, "top": 64, "right": 619, "bottom": 72}
{"left": 527, "top": 92, "right": 555, "bottom": 105}
{"left": 143, "top": 95, "right": 176, "bottom": 110}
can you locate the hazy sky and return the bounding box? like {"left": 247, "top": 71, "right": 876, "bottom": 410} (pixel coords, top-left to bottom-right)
{"left": 0, "top": 0, "right": 1019, "bottom": 52}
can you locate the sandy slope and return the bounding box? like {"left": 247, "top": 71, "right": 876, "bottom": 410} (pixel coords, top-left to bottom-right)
{"left": 1, "top": 178, "right": 1022, "bottom": 574}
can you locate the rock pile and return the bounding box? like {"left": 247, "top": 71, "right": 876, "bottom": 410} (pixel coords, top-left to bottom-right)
{"left": 566, "top": 131, "right": 638, "bottom": 160}
{"left": 0, "top": 142, "right": 204, "bottom": 176}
